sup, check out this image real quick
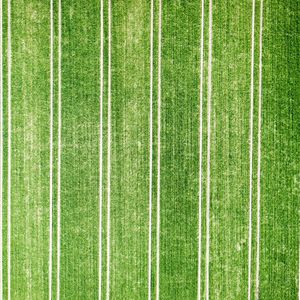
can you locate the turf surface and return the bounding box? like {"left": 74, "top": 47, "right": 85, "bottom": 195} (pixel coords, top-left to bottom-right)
{"left": 0, "top": 0, "right": 299, "bottom": 299}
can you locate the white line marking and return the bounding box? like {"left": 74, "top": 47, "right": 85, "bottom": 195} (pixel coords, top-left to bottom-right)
{"left": 0, "top": 0, "right": 3, "bottom": 295}
{"left": 106, "top": 0, "right": 111, "bottom": 299}
{"left": 148, "top": 0, "right": 154, "bottom": 299}
{"left": 156, "top": 0, "right": 162, "bottom": 299}
{"left": 98, "top": 0, "right": 104, "bottom": 298}
{"left": 7, "top": 0, "right": 11, "bottom": 297}
{"left": 205, "top": 0, "right": 212, "bottom": 299}
{"left": 255, "top": 1, "right": 263, "bottom": 299}
{"left": 248, "top": 1, "right": 256, "bottom": 299}
{"left": 197, "top": 0, "right": 205, "bottom": 299}
{"left": 49, "top": 0, "right": 54, "bottom": 299}
{"left": 57, "top": 0, "right": 62, "bottom": 298}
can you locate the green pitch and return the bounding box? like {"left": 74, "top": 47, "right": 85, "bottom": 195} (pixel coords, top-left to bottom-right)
{"left": 0, "top": 0, "right": 298, "bottom": 299}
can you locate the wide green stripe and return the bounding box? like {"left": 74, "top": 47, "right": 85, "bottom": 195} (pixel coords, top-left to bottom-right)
{"left": 109, "top": 1, "right": 150, "bottom": 298}
{"left": 59, "top": 0, "right": 100, "bottom": 298}
{"left": 159, "top": 1, "right": 200, "bottom": 299}
{"left": 209, "top": 1, "right": 253, "bottom": 299}
{"left": 259, "top": 0, "right": 299, "bottom": 298}
{"left": 9, "top": 0, "right": 50, "bottom": 298}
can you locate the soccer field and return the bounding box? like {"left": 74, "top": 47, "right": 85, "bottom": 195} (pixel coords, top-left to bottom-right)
{"left": 0, "top": 0, "right": 299, "bottom": 299}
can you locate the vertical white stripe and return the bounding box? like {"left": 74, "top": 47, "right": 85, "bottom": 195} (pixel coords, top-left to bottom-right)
{"left": 197, "top": 0, "right": 205, "bottom": 299}
{"left": 7, "top": 0, "right": 11, "bottom": 297}
{"left": 106, "top": 0, "right": 111, "bottom": 299}
{"left": 205, "top": 0, "right": 212, "bottom": 299}
{"left": 0, "top": 0, "right": 3, "bottom": 296}
{"left": 248, "top": 1, "right": 256, "bottom": 299}
{"left": 255, "top": 1, "right": 263, "bottom": 299}
{"left": 98, "top": 0, "right": 104, "bottom": 298}
{"left": 57, "top": 0, "right": 62, "bottom": 298}
{"left": 49, "top": 0, "right": 54, "bottom": 299}
{"left": 148, "top": 0, "right": 154, "bottom": 299}
{"left": 156, "top": 0, "right": 162, "bottom": 299}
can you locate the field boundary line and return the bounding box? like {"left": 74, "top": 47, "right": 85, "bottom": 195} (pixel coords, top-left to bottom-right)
{"left": 247, "top": 0, "right": 256, "bottom": 298}
{"left": 205, "top": 0, "right": 212, "bottom": 299}
{"left": 57, "top": 0, "right": 62, "bottom": 297}
{"left": 197, "top": 0, "right": 205, "bottom": 298}
{"left": 148, "top": 0, "right": 154, "bottom": 299}
{"left": 155, "top": 0, "right": 162, "bottom": 299}
{"left": 106, "top": 0, "right": 111, "bottom": 299}
{"left": 255, "top": 1, "right": 263, "bottom": 298}
{"left": 98, "top": 0, "right": 104, "bottom": 298}
{"left": 49, "top": 0, "right": 54, "bottom": 298}
{"left": 7, "top": 0, "right": 11, "bottom": 297}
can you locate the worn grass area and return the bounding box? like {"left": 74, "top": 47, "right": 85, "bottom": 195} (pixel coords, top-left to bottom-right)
{"left": 0, "top": 0, "right": 299, "bottom": 299}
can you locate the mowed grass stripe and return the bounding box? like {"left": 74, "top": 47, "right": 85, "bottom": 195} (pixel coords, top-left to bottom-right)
{"left": 259, "top": 0, "right": 299, "bottom": 298}
{"left": 209, "top": 0, "right": 253, "bottom": 299}
{"left": 59, "top": 0, "right": 100, "bottom": 298}
{"left": 109, "top": 0, "right": 150, "bottom": 299}
{"left": 159, "top": 1, "right": 200, "bottom": 299}
{"left": 9, "top": 0, "right": 51, "bottom": 298}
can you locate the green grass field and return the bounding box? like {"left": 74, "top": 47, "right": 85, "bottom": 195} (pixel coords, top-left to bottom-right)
{"left": 0, "top": 0, "right": 299, "bottom": 299}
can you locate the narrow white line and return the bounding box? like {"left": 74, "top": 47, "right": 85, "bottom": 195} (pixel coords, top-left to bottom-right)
{"left": 248, "top": 1, "right": 256, "bottom": 299}
{"left": 156, "top": 0, "right": 162, "bottom": 299}
{"left": 197, "top": 0, "right": 205, "bottom": 299}
{"left": 57, "top": 0, "right": 62, "bottom": 298}
{"left": 106, "top": 0, "right": 111, "bottom": 299}
{"left": 148, "top": 0, "right": 154, "bottom": 299}
{"left": 98, "top": 0, "right": 104, "bottom": 299}
{"left": 255, "top": 1, "right": 263, "bottom": 299}
{"left": 49, "top": 0, "right": 54, "bottom": 299}
{"left": 7, "top": 0, "right": 11, "bottom": 298}
{"left": 0, "top": 0, "right": 3, "bottom": 296}
{"left": 205, "top": 0, "right": 212, "bottom": 299}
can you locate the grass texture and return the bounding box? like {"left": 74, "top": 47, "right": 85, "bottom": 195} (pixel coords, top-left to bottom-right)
{"left": 0, "top": 0, "right": 299, "bottom": 299}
